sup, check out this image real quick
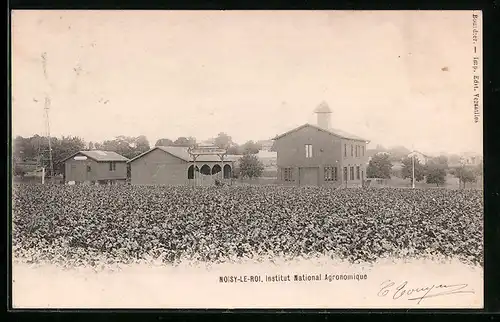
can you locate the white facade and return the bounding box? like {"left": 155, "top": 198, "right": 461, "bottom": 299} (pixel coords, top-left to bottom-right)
{"left": 408, "top": 151, "right": 429, "bottom": 165}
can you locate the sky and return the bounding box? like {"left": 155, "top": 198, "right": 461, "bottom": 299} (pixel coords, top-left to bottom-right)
{"left": 11, "top": 10, "right": 483, "bottom": 155}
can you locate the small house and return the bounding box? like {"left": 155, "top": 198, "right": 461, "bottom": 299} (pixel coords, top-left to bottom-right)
{"left": 62, "top": 150, "right": 129, "bottom": 185}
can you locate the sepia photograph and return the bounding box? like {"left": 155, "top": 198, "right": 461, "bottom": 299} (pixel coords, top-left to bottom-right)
{"left": 10, "top": 10, "right": 483, "bottom": 309}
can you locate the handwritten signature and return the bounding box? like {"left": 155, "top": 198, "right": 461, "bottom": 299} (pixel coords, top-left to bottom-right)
{"left": 377, "top": 280, "right": 475, "bottom": 304}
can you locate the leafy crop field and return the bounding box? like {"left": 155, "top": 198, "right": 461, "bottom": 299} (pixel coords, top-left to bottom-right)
{"left": 12, "top": 184, "right": 483, "bottom": 268}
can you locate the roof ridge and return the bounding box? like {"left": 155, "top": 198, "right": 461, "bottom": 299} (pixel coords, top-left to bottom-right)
{"left": 273, "top": 123, "right": 368, "bottom": 142}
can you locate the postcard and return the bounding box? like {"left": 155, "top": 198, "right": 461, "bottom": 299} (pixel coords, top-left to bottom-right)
{"left": 10, "top": 10, "right": 483, "bottom": 309}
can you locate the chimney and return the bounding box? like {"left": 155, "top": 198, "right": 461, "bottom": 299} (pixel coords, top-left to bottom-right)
{"left": 314, "top": 101, "right": 332, "bottom": 130}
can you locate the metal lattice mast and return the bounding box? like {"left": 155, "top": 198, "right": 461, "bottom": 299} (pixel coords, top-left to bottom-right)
{"left": 41, "top": 51, "right": 54, "bottom": 180}
{"left": 44, "top": 96, "right": 54, "bottom": 179}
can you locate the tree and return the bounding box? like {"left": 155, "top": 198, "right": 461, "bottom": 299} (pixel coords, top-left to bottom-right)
{"left": 448, "top": 154, "right": 461, "bottom": 166}
{"left": 155, "top": 138, "right": 174, "bottom": 147}
{"left": 135, "top": 135, "right": 150, "bottom": 153}
{"left": 432, "top": 155, "right": 449, "bottom": 169}
{"left": 241, "top": 140, "right": 260, "bottom": 154}
{"left": 227, "top": 144, "right": 243, "bottom": 155}
{"left": 425, "top": 166, "right": 446, "bottom": 187}
{"left": 173, "top": 137, "right": 196, "bottom": 147}
{"left": 424, "top": 157, "right": 448, "bottom": 186}
{"left": 239, "top": 153, "right": 264, "bottom": 179}
{"left": 12, "top": 135, "right": 86, "bottom": 175}
{"left": 473, "top": 161, "right": 483, "bottom": 176}
{"left": 387, "top": 145, "right": 411, "bottom": 162}
{"left": 452, "top": 166, "right": 477, "bottom": 189}
{"left": 366, "top": 153, "right": 392, "bottom": 179}
{"left": 99, "top": 135, "right": 150, "bottom": 159}
{"left": 52, "top": 136, "right": 87, "bottom": 173}
{"left": 214, "top": 132, "right": 233, "bottom": 149}
{"left": 401, "top": 156, "right": 425, "bottom": 182}
{"left": 88, "top": 141, "right": 94, "bottom": 150}
{"left": 269, "top": 141, "right": 277, "bottom": 152}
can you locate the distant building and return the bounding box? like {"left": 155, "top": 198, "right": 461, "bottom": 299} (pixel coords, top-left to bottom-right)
{"left": 368, "top": 151, "right": 390, "bottom": 162}
{"left": 256, "top": 150, "right": 277, "bottom": 167}
{"left": 127, "top": 146, "right": 235, "bottom": 186}
{"left": 13, "top": 160, "right": 39, "bottom": 174}
{"left": 259, "top": 140, "right": 274, "bottom": 151}
{"left": 273, "top": 102, "right": 369, "bottom": 187}
{"left": 62, "top": 150, "right": 129, "bottom": 185}
{"left": 408, "top": 151, "right": 431, "bottom": 165}
{"left": 460, "top": 153, "right": 482, "bottom": 166}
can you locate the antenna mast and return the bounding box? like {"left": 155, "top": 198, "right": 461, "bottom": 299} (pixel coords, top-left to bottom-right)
{"left": 44, "top": 96, "right": 54, "bottom": 180}
{"left": 41, "top": 51, "right": 54, "bottom": 182}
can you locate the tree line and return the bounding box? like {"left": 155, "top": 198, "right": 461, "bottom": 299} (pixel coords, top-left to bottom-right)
{"left": 366, "top": 153, "right": 482, "bottom": 188}
{"left": 156, "top": 132, "right": 275, "bottom": 155}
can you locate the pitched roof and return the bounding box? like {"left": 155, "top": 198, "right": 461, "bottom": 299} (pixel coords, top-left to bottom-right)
{"left": 62, "top": 150, "right": 129, "bottom": 162}
{"left": 225, "top": 154, "right": 242, "bottom": 162}
{"left": 272, "top": 123, "right": 369, "bottom": 142}
{"left": 408, "top": 150, "right": 431, "bottom": 158}
{"left": 127, "top": 146, "right": 233, "bottom": 163}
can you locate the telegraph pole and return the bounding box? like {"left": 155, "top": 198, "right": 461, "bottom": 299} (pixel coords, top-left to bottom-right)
{"left": 411, "top": 144, "right": 415, "bottom": 189}
{"left": 412, "top": 153, "right": 415, "bottom": 189}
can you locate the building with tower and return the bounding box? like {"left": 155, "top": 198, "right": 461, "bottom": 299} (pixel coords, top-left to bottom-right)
{"left": 272, "top": 102, "right": 369, "bottom": 187}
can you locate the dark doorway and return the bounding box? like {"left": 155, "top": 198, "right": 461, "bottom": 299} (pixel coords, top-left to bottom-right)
{"left": 200, "top": 164, "right": 211, "bottom": 175}
{"left": 211, "top": 164, "right": 222, "bottom": 175}
{"left": 187, "top": 165, "right": 200, "bottom": 179}
{"left": 223, "top": 164, "right": 232, "bottom": 179}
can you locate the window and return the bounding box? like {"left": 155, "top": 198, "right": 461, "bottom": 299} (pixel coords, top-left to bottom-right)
{"left": 109, "top": 162, "right": 116, "bottom": 171}
{"left": 355, "top": 145, "right": 358, "bottom": 157}
{"left": 344, "top": 144, "right": 347, "bottom": 157}
{"left": 350, "top": 166, "right": 354, "bottom": 180}
{"left": 343, "top": 167, "right": 348, "bottom": 181}
{"left": 283, "top": 168, "right": 293, "bottom": 181}
{"left": 87, "top": 165, "right": 91, "bottom": 172}
{"left": 362, "top": 146, "right": 365, "bottom": 156}
{"left": 324, "top": 167, "right": 337, "bottom": 181}
{"left": 351, "top": 145, "right": 354, "bottom": 157}
{"left": 305, "top": 144, "right": 313, "bottom": 158}
{"left": 356, "top": 166, "right": 360, "bottom": 180}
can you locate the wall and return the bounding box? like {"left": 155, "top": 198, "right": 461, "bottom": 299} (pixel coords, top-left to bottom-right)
{"left": 130, "top": 149, "right": 233, "bottom": 185}
{"left": 274, "top": 126, "right": 343, "bottom": 186}
{"left": 339, "top": 138, "right": 368, "bottom": 186}
{"left": 65, "top": 155, "right": 127, "bottom": 183}
{"left": 130, "top": 148, "right": 188, "bottom": 185}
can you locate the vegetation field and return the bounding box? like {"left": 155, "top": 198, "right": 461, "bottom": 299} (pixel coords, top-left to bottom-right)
{"left": 12, "top": 184, "right": 483, "bottom": 269}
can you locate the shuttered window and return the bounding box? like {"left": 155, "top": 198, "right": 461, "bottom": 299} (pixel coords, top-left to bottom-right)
{"left": 305, "top": 144, "right": 313, "bottom": 158}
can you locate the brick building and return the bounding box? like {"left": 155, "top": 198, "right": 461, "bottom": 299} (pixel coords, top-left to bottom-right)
{"left": 273, "top": 102, "right": 369, "bottom": 187}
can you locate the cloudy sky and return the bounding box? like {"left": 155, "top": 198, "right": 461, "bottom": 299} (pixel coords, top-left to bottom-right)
{"left": 11, "top": 10, "right": 482, "bottom": 155}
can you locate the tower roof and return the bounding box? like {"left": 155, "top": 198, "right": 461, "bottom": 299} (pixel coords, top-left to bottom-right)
{"left": 314, "top": 101, "right": 332, "bottom": 113}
